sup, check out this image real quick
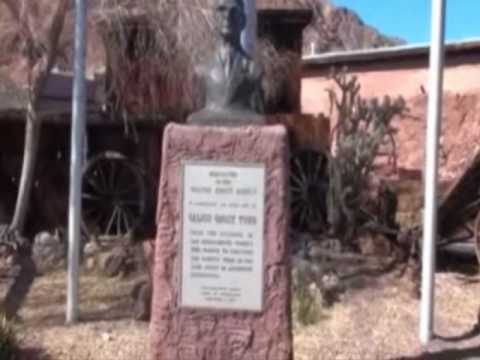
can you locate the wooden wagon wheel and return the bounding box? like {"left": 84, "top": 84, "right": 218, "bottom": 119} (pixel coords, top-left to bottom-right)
{"left": 82, "top": 151, "right": 146, "bottom": 242}
{"left": 290, "top": 149, "right": 329, "bottom": 232}
{"left": 474, "top": 212, "right": 480, "bottom": 269}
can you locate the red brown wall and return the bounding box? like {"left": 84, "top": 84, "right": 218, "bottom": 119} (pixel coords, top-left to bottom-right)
{"left": 301, "top": 52, "right": 480, "bottom": 181}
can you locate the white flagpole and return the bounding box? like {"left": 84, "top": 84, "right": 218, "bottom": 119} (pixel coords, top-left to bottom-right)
{"left": 420, "top": 0, "right": 446, "bottom": 345}
{"left": 67, "top": 0, "right": 87, "bottom": 324}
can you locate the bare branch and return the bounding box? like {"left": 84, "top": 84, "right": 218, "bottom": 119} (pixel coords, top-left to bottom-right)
{"left": 1, "top": 0, "right": 21, "bottom": 22}
{"left": 43, "top": 0, "right": 69, "bottom": 74}
{"left": 1, "top": 0, "right": 37, "bottom": 62}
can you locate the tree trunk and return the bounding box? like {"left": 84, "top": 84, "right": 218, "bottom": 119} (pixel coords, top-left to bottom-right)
{"left": 10, "top": 102, "right": 41, "bottom": 235}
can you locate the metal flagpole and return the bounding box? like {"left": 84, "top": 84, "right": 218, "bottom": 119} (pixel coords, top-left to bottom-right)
{"left": 420, "top": 0, "right": 446, "bottom": 345}
{"left": 67, "top": 0, "right": 87, "bottom": 324}
{"left": 241, "top": 0, "right": 257, "bottom": 57}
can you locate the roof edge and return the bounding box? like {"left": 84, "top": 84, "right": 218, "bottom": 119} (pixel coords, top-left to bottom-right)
{"left": 302, "top": 38, "right": 480, "bottom": 67}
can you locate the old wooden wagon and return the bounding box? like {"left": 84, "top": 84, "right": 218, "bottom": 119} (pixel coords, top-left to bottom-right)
{"left": 0, "top": 7, "right": 329, "bottom": 241}
{"left": 0, "top": 72, "right": 163, "bottom": 240}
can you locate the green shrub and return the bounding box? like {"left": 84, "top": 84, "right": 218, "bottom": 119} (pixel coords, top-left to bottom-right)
{"left": 0, "top": 316, "right": 18, "bottom": 360}
{"left": 291, "top": 266, "right": 323, "bottom": 327}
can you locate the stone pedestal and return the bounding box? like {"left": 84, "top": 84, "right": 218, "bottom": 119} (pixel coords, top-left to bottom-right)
{"left": 150, "top": 123, "right": 292, "bottom": 360}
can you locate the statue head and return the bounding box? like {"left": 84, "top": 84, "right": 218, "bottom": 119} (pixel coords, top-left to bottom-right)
{"left": 213, "top": 0, "right": 246, "bottom": 44}
{"left": 187, "top": 0, "right": 264, "bottom": 125}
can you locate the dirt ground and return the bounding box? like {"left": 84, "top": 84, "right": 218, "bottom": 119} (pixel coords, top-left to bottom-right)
{"left": 13, "top": 264, "right": 480, "bottom": 360}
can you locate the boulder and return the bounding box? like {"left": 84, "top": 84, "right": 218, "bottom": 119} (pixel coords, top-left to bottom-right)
{"left": 130, "top": 278, "right": 151, "bottom": 321}
{"left": 99, "top": 246, "right": 128, "bottom": 278}
{"left": 32, "top": 230, "right": 66, "bottom": 274}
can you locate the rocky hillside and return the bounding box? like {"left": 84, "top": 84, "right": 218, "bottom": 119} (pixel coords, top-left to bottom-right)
{"left": 0, "top": 0, "right": 404, "bottom": 58}
{"left": 299, "top": 0, "right": 405, "bottom": 53}
{"left": 259, "top": 0, "right": 404, "bottom": 52}
{"left": 0, "top": 0, "right": 405, "bottom": 119}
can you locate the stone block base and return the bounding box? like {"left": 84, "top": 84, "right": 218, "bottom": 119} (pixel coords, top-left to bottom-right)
{"left": 150, "top": 123, "right": 292, "bottom": 360}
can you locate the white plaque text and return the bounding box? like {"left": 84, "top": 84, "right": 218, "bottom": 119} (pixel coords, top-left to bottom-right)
{"left": 180, "top": 161, "right": 265, "bottom": 311}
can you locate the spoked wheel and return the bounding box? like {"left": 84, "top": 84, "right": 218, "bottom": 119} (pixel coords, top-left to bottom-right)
{"left": 290, "top": 149, "right": 329, "bottom": 232}
{"left": 474, "top": 212, "right": 480, "bottom": 269}
{"left": 82, "top": 151, "right": 146, "bottom": 242}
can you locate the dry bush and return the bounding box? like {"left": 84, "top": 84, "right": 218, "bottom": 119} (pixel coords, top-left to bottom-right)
{"left": 93, "top": 1, "right": 299, "bottom": 121}
{"left": 93, "top": 0, "right": 214, "bottom": 122}
{"left": 257, "top": 39, "right": 299, "bottom": 113}
{"left": 0, "top": 0, "right": 72, "bottom": 84}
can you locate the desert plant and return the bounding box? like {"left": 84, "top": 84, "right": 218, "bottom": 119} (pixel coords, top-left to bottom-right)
{"left": 0, "top": 316, "right": 18, "bottom": 360}
{"left": 292, "top": 279, "right": 321, "bottom": 327}
{"left": 326, "top": 68, "right": 407, "bottom": 245}
{"left": 291, "top": 263, "right": 323, "bottom": 326}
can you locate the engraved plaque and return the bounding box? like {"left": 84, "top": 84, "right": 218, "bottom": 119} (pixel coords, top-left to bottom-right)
{"left": 180, "top": 161, "right": 265, "bottom": 311}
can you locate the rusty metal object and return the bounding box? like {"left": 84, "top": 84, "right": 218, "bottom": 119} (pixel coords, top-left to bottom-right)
{"left": 438, "top": 151, "right": 480, "bottom": 264}
{"left": 439, "top": 152, "right": 480, "bottom": 236}
{"left": 474, "top": 212, "right": 480, "bottom": 267}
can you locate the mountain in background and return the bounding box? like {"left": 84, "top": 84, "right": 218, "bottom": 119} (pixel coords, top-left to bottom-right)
{"left": 0, "top": 0, "right": 405, "bottom": 83}
{"left": 260, "top": 0, "right": 405, "bottom": 53}
{"left": 303, "top": 0, "right": 405, "bottom": 53}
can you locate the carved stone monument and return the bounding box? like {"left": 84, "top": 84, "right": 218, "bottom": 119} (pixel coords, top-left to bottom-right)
{"left": 187, "top": 0, "right": 265, "bottom": 125}
{"left": 150, "top": 1, "right": 292, "bottom": 359}
{"left": 150, "top": 125, "right": 291, "bottom": 359}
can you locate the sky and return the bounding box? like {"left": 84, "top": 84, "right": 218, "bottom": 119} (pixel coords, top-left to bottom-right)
{"left": 332, "top": 0, "right": 480, "bottom": 44}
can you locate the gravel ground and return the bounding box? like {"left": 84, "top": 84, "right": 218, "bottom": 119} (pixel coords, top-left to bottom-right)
{"left": 13, "top": 266, "right": 480, "bottom": 360}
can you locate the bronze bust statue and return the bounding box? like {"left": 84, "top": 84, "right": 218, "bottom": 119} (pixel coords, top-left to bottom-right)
{"left": 187, "top": 0, "right": 265, "bottom": 125}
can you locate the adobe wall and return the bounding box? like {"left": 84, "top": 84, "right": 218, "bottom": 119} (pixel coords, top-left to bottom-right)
{"left": 301, "top": 52, "right": 480, "bottom": 182}
{"left": 302, "top": 53, "right": 480, "bottom": 114}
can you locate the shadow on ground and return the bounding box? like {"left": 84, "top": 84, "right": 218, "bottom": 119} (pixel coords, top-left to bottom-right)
{"left": 18, "top": 346, "right": 52, "bottom": 360}
{"left": 392, "top": 327, "right": 480, "bottom": 360}
{"left": 394, "top": 346, "right": 480, "bottom": 360}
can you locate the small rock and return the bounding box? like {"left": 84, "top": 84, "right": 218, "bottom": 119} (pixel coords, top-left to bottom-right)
{"left": 85, "top": 257, "right": 97, "bottom": 271}
{"left": 131, "top": 279, "right": 152, "bottom": 321}
{"left": 357, "top": 231, "right": 392, "bottom": 257}
{"left": 32, "top": 230, "right": 66, "bottom": 274}
{"left": 289, "top": 231, "right": 313, "bottom": 257}
{"left": 319, "top": 269, "right": 344, "bottom": 306}
{"left": 321, "top": 270, "right": 341, "bottom": 292}
{"left": 35, "top": 231, "right": 58, "bottom": 246}
{"left": 142, "top": 240, "right": 155, "bottom": 275}
{"left": 84, "top": 241, "right": 100, "bottom": 257}
{"left": 100, "top": 246, "right": 128, "bottom": 277}
{"left": 101, "top": 332, "right": 112, "bottom": 342}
